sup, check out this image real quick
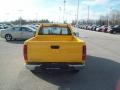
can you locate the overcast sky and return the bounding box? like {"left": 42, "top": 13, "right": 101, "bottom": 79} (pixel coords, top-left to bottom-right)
{"left": 0, "top": 0, "right": 119, "bottom": 22}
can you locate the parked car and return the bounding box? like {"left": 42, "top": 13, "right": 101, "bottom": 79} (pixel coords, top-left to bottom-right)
{"left": 96, "top": 26, "right": 102, "bottom": 32}
{"left": 106, "top": 25, "right": 114, "bottom": 33}
{"left": 108, "top": 25, "right": 120, "bottom": 34}
{"left": 24, "top": 23, "right": 86, "bottom": 72}
{"left": 25, "top": 25, "right": 38, "bottom": 30}
{"left": 86, "top": 25, "right": 90, "bottom": 30}
{"left": 0, "top": 23, "right": 13, "bottom": 29}
{"left": 92, "top": 25, "right": 98, "bottom": 31}
{"left": 101, "top": 25, "right": 108, "bottom": 32}
{"left": 0, "top": 26, "right": 36, "bottom": 41}
{"left": 81, "top": 25, "right": 87, "bottom": 30}
{"left": 0, "top": 25, "right": 4, "bottom": 29}
{"left": 0, "top": 29, "right": 6, "bottom": 32}
{"left": 89, "top": 25, "right": 95, "bottom": 30}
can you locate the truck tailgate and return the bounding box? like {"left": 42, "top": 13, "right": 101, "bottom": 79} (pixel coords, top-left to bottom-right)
{"left": 27, "top": 41, "right": 84, "bottom": 63}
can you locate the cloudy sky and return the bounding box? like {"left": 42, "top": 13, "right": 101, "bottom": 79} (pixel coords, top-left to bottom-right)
{"left": 0, "top": 0, "right": 119, "bottom": 22}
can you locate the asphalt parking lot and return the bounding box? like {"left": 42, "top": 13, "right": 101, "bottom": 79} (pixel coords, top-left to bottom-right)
{"left": 0, "top": 29, "right": 120, "bottom": 90}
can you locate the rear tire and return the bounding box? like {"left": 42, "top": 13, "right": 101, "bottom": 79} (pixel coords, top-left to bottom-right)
{"left": 5, "top": 34, "right": 12, "bottom": 41}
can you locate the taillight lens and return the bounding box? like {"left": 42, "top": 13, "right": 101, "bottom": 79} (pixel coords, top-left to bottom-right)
{"left": 82, "top": 45, "right": 86, "bottom": 61}
{"left": 23, "top": 45, "right": 28, "bottom": 60}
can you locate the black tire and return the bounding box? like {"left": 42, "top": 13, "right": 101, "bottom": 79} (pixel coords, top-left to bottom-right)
{"left": 5, "top": 34, "right": 12, "bottom": 41}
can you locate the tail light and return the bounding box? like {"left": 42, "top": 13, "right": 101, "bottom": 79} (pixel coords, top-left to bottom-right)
{"left": 82, "top": 45, "right": 86, "bottom": 61}
{"left": 23, "top": 45, "right": 28, "bottom": 60}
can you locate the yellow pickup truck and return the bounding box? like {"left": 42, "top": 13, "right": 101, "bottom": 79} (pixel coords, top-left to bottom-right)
{"left": 23, "top": 23, "right": 86, "bottom": 72}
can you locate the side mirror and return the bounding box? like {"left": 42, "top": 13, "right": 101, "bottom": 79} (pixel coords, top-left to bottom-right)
{"left": 73, "top": 32, "right": 79, "bottom": 37}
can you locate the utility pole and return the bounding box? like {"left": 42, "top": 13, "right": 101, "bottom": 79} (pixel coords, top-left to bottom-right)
{"left": 107, "top": 13, "right": 110, "bottom": 27}
{"left": 107, "top": 7, "right": 112, "bottom": 27}
{"left": 63, "top": 0, "right": 66, "bottom": 23}
{"left": 76, "top": 0, "right": 79, "bottom": 27}
{"left": 87, "top": 6, "right": 90, "bottom": 25}
{"left": 59, "top": 7, "right": 61, "bottom": 23}
{"left": 18, "top": 10, "right": 23, "bottom": 26}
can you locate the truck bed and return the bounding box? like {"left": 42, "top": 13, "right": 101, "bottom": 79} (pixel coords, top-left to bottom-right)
{"left": 25, "top": 35, "right": 85, "bottom": 63}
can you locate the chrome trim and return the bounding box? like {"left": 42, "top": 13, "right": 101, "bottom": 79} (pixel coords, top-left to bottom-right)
{"left": 69, "top": 64, "right": 86, "bottom": 69}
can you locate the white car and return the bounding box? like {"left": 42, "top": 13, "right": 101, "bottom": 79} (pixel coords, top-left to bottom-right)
{"left": 0, "top": 26, "right": 36, "bottom": 41}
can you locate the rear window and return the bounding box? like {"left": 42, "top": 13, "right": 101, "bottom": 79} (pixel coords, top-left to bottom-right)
{"left": 38, "top": 27, "right": 71, "bottom": 35}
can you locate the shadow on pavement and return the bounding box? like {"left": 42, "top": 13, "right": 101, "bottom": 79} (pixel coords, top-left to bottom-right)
{"left": 32, "top": 55, "right": 120, "bottom": 90}
{"left": 7, "top": 40, "right": 25, "bottom": 44}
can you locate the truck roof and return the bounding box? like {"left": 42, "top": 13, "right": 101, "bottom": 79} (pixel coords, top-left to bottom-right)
{"left": 40, "top": 23, "right": 70, "bottom": 27}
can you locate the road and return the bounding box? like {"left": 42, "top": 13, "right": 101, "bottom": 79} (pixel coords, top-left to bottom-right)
{"left": 0, "top": 30, "right": 120, "bottom": 90}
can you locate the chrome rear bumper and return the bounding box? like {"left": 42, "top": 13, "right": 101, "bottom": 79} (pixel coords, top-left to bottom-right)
{"left": 25, "top": 63, "right": 85, "bottom": 70}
